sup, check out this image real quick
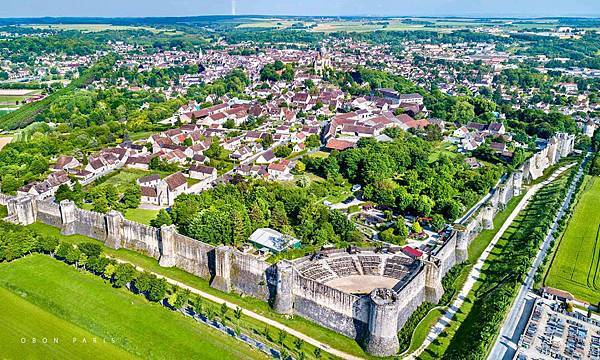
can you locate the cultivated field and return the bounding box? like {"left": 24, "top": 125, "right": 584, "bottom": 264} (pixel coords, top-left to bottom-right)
{"left": 545, "top": 175, "right": 600, "bottom": 304}
{"left": 0, "top": 255, "right": 266, "bottom": 359}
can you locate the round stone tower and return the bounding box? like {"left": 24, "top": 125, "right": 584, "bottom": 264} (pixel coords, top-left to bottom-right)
{"left": 273, "top": 260, "right": 295, "bottom": 315}
{"left": 364, "top": 288, "right": 400, "bottom": 357}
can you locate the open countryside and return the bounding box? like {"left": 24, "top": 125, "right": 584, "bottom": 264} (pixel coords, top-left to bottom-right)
{"left": 545, "top": 175, "right": 600, "bottom": 304}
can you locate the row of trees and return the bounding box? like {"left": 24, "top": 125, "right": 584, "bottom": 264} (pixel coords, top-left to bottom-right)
{"left": 444, "top": 162, "right": 581, "bottom": 359}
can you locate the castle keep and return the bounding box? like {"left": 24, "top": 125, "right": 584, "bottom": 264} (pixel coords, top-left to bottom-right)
{"left": 0, "top": 133, "right": 575, "bottom": 357}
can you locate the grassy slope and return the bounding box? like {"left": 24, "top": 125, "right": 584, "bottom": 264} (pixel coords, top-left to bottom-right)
{"left": 0, "top": 287, "right": 133, "bottom": 359}
{"left": 545, "top": 175, "right": 600, "bottom": 304}
{"left": 0, "top": 255, "right": 266, "bottom": 360}
{"left": 403, "top": 193, "right": 524, "bottom": 356}
{"left": 27, "top": 222, "right": 370, "bottom": 359}
{"left": 421, "top": 171, "right": 572, "bottom": 359}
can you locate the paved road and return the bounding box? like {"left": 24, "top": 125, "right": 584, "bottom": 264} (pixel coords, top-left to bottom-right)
{"left": 408, "top": 164, "right": 575, "bottom": 359}
{"left": 488, "top": 154, "right": 590, "bottom": 360}
{"left": 108, "top": 257, "right": 364, "bottom": 360}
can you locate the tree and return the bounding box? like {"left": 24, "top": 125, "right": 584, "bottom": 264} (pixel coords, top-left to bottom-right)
{"left": 147, "top": 277, "right": 168, "bottom": 302}
{"left": 1, "top": 174, "right": 20, "bottom": 194}
{"left": 305, "top": 134, "right": 320, "bottom": 148}
{"left": 450, "top": 100, "right": 475, "bottom": 123}
{"left": 314, "top": 348, "right": 322, "bottom": 359}
{"left": 104, "top": 263, "right": 117, "bottom": 279}
{"left": 395, "top": 221, "right": 409, "bottom": 241}
{"left": 220, "top": 302, "right": 229, "bottom": 321}
{"left": 412, "top": 221, "right": 423, "bottom": 234}
{"left": 78, "top": 242, "right": 102, "bottom": 257}
{"left": 277, "top": 329, "right": 287, "bottom": 345}
{"left": 92, "top": 196, "right": 110, "bottom": 214}
{"left": 234, "top": 306, "right": 243, "bottom": 321}
{"left": 122, "top": 184, "right": 141, "bottom": 209}
{"left": 294, "top": 338, "right": 304, "bottom": 351}
{"left": 112, "top": 263, "right": 137, "bottom": 288}
{"left": 36, "top": 236, "right": 59, "bottom": 254}
{"left": 150, "top": 209, "right": 173, "bottom": 228}
{"left": 193, "top": 296, "right": 204, "bottom": 315}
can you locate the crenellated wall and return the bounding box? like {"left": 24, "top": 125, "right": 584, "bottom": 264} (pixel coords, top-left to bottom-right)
{"left": 36, "top": 201, "right": 62, "bottom": 227}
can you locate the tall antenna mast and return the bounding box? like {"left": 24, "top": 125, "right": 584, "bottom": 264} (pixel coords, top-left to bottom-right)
{"left": 232, "top": 0, "right": 237, "bottom": 16}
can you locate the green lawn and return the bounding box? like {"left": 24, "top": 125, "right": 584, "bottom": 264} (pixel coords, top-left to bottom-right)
{"left": 90, "top": 168, "right": 162, "bottom": 193}
{"left": 0, "top": 254, "right": 266, "bottom": 359}
{"left": 27, "top": 222, "right": 370, "bottom": 359}
{"left": 124, "top": 208, "right": 159, "bottom": 226}
{"left": 0, "top": 286, "right": 134, "bottom": 359}
{"left": 545, "top": 175, "right": 600, "bottom": 304}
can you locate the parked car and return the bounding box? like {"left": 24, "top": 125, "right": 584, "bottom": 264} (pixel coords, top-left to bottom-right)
{"left": 351, "top": 184, "right": 362, "bottom": 192}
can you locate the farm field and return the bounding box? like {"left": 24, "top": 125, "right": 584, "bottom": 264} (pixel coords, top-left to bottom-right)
{"left": 0, "top": 254, "right": 266, "bottom": 360}
{"left": 24, "top": 24, "right": 166, "bottom": 33}
{"left": 0, "top": 287, "right": 133, "bottom": 359}
{"left": 545, "top": 175, "right": 600, "bottom": 304}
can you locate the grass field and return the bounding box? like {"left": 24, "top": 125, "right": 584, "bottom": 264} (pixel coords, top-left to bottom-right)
{"left": 0, "top": 254, "right": 266, "bottom": 359}
{"left": 0, "top": 287, "right": 134, "bottom": 359}
{"left": 124, "top": 208, "right": 159, "bottom": 225}
{"left": 27, "top": 222, "right": 370, "bottom": 359}
{"left": 90, "top": 169, "right": 158, "bottom": 193}
{"left": 545, "top": 175, "right": 600, "bottom": 304}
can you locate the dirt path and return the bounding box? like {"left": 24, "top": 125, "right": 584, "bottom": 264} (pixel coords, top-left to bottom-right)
{"left": 0, "top": 136, "right": 13, "bottom": 151}
{"left": 407, "top": 164, "right": 575, "bottom": 359}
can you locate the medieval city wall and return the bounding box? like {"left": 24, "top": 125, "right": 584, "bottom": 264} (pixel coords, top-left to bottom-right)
{"left": 73, "top": 208, "right": 107, "bottom": 241}
{"left": 171, "top": 232, "right": 214, "bottom": 279}
{"left": 230, "top": 249, "right": 272, "bottom": 301}
{"left": 36, "top": 201, "right": 62, "bottom": 228}
{"left": 395, "top": 268, "right": 426, "bottom": 329}
{"left": 292, "top": 271, "right": 370, "bottom": 338}
{"left": 434, "top": 232, "right": 458, "bottom": 277}
{"left": 122, "top": 219, "right": 161, "bottom": 258}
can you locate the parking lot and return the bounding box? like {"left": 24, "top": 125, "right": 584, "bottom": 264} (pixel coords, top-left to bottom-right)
{"left": 517, "top": 300, "right": 600, "bottom": 360}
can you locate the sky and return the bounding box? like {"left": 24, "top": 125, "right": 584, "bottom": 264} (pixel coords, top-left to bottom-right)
{"left": 1, "top": 0, "right": 599, "bottom": 18}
